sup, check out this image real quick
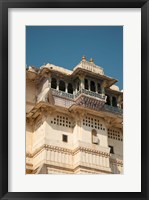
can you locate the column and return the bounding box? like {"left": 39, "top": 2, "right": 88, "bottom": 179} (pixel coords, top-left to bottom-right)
{"left": 79, "top": 75, "right": 84, "bottom": 90}
{"left": 101, "top": 80, "right": 106, "bottom": 97}
{"left": 48, "top": 75, "right": 52, "bottom": 89}
{"left": 117, "top": 95, "right": 122, "bottom": 108}
{"left": 101, "top": 87, "right": 105, "bottom": 96}
{"left": 88, "top": 79, "right": 91, "bottom": 91}
{"left": 56, "top": 79, "right": 59, "bottom": 90}
{"left": 95, "top": 82, "right": 98, "bottom": 93}
{"left": 65, "top": 82, "right": 68, "bottom": 93}
{"left": 75, "top": 83, "right": 77, "bottom": 94}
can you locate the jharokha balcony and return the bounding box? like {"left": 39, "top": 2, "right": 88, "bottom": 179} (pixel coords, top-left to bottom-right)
{"left": 48, "top": 66, "right": 123, "bottom": 115}
{"left": 51, "top": 88, "right": 106, "bottom": 101}
{"left": 50, "top": 88, "right": 123, "bottom": 115}
{"left": 27, "top": 57, "right": 123, "bottom": 116}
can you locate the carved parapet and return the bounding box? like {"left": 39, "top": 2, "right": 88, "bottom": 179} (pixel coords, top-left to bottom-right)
{"left": 50, "top": 88, "right": 74, "bottom": 100}
{"left": 76, "top": 89, "right": 106, "bottom": 101}
{"left": 73, "top": 61, "right": 104, "bottom": 75}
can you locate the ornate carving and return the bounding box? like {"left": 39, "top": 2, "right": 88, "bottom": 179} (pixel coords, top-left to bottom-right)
{"left": 75, "top": 89, "right": 106, "bottom": 101}
{"left": 26, "top": 144, "right": 110, "bottom": 159}
{"left": 76, "top": 96, "right": 104, "bottom": 111}
{"left": 74, "top": 60, "right": 104, "bottom": 75}
{"left": 104, "top": 104, "right": 123, "bottom": 115}
{"left": 51, "top": 88, "right": 106, "bottom": 102}
{"left": 51, "top": 88, "right": 74, "bottom": 99}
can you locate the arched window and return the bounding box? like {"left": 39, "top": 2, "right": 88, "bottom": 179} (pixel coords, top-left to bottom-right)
{"left": 51, "top": 78, "right": 57, "bottom": 89}
{"left": 97, "top": 83, "right": 101, "bottom": 93}
{"left": 106, "top": 94, "right": 111, "bottom": 105}
{"left": 92, "top": 129, "right": 97, "bottom": 137}
{"left": 85, "top": 79, "right": 88, "bottom": 90}
{"left": 90, "top": 81, "right": 95, "bottom": 92}
{"left": 59, "top": 80, "right": 65, "bottom": 92}
{"left": 112, "top": 96, "right": 117, "bottom": 107}
{"left": 68, "top": 83, "right": 73, "bottom": 94}
{"left": 91, "top": 129, "right": 99, "bottom": 144}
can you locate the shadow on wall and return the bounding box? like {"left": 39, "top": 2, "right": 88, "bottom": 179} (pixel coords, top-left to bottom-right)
{"left": 48, "top": 91, "right": 55, "bottom": 105}
{"left": 110, "top": 161, "right": 121, "bottom": 174}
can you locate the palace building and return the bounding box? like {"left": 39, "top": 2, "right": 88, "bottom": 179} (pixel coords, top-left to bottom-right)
{"left": 26, "top": 56, "right": 123, "bottom": 174}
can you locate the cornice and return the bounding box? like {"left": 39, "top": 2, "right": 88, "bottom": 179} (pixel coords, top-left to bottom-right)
{"left": 26, "top": 144, "right": 110, "bottom": 159}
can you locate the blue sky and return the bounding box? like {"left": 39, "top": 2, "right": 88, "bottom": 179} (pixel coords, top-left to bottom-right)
{"left": 26, "top": 26, "right": 123, "bottom": 90}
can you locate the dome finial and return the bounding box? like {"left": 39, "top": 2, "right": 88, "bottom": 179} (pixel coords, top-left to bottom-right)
{"left": 82, "top": 55, "right": 86, "bottom": 61}
{"left": 89, "top": 58, "right": 94, "bottom": 63}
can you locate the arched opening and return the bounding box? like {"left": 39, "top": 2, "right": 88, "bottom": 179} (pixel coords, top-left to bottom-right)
{"left": 109, "top": 145, "right": 114, "bottom": 154}
{"left": 51, "top": 78, "right": 57, "bottom": 89}
{"left": 112, "top": 96, "right": 117, "bottom": 107}
{"left": 106, "top": 94, "right": 110, "bottom": 105}
{"left": 90, "top": 81, "right": 95, "bottom": 92}
{"left": 85, "top": 79, "right": 88, "bottom": 90}
{"left": 91, "top": 129, "right": 99, "bottom": 144}
{"left": 68, "top": 83, "right": 73, "bottom": 94}
{"left": 59, "top": 80, "right": 65, "bottom": 92}
{"left": 92, "top": 129, "right": 97, "bottom": 137}
{"left": 97, "top": 83, "right": 101, "bottom": 93}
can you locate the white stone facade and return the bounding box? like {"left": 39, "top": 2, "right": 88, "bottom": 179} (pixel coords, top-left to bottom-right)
{"left": 26, "top": 57, "right": 123, "bottom": 174}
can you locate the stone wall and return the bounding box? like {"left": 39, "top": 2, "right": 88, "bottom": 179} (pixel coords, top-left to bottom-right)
{"left": 26, "top": 110, "right": 123, "bottom": 174}
{"left": 26, "top": 81, "right": 36, "bottom": 113}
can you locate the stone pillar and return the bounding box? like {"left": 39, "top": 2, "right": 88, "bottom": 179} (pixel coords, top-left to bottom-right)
{"left": 48, "top": 74, "right": 52, "bottom": 89}
{"left": 101, "top": 87, "right": 105, "bottom": 96}
{"left": 65, "top": 82, "right": 68, "bottom": 93}
{"left": 88, "top": 79, "right": 91, "bottom": 91}
{"left": 79, "top": 75, "right": 85, "bottom": 90}
{"left": 95, "top": 82, "right": 98, "bottom": 93}
{"left": 75, "top": 83, "right": 77, "bottom": 94}
{"left": 117, "top": 95, "right": 122, "bottom": 108}
{"left": 56, "top": 79, "right": 59, "bottom": 90}
{"left": 101, "top": 80, "right": 106, "bottom": 97}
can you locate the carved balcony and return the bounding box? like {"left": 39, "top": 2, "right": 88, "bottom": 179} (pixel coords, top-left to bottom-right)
{"left": 74, "top": 89, "right": 106, "bottom": 101}
{"left": 103, "top": 104, "right": 123, "bottom": 115}
{"left": 50, "top": 88, "right": 106, "bottom": 102}
{"left": 74, "top": 89, "right": 106, "bottom": 110}
{"left": 50, "top": 88, "right": 123, "bottom": 115}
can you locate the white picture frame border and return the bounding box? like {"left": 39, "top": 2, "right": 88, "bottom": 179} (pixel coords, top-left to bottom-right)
{"left": 8, "top": 8, "right": 141, "bottom": 192}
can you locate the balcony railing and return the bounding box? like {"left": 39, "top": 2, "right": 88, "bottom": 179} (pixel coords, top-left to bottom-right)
{"left": 50, "top": 88, "right": 123, "bottom": 115}
{"left": 74, "top": 90, "right": 82, "bottom": 98}
{"left": 50, "top": 88, "right": 74, "bottom": 99}
{"left": 104, "top": 104, "right": 123, "bottom": 115}
{"left": 76, "top": 89, "right": 106, "bottom": 101}
{"left": 51, "top": 88, "right": 106, "bottom": 101}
